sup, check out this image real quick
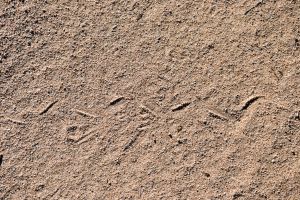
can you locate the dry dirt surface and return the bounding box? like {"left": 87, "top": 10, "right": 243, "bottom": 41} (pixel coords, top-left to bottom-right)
{"left": 1, "top": 0, "right": 300, "bottom": 199}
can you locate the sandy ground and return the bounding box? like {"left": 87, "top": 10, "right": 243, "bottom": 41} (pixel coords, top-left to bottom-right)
{"left": 1, "top": 0, "right": 300, "bottom": 199}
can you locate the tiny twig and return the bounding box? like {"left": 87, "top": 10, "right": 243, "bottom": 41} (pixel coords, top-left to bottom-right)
{"left": 206, "top": 106, "right": 234, "bottom": 121}
{"left": 171, "top": 102, "right": 191, "bottom": 112}
{"left": 123, "top": 132, "right": 141, "bottom": 151}
{"left": 74, "top": 109, "right": 98, "bottom": 118}
{"left": 240, "top": 96, "right": 264, "bottom": 111}
{"left": 245, "top": 0, "right": 263, "bottom": 15}
{"left": 39, "top": 101, "right": 58, "bottom": 115}
{"left": 109, "top": 97, "right": 124, "bottom": 106}
{"left": 208, "top": 109, "right": 229, "bottom": 121}
{"left": 0, "top": 155, "right": 3, "bottom": 166}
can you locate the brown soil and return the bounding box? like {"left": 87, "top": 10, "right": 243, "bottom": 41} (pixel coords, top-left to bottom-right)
{"left": 1, "top": 0, "right": 300, "bottom": 199}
